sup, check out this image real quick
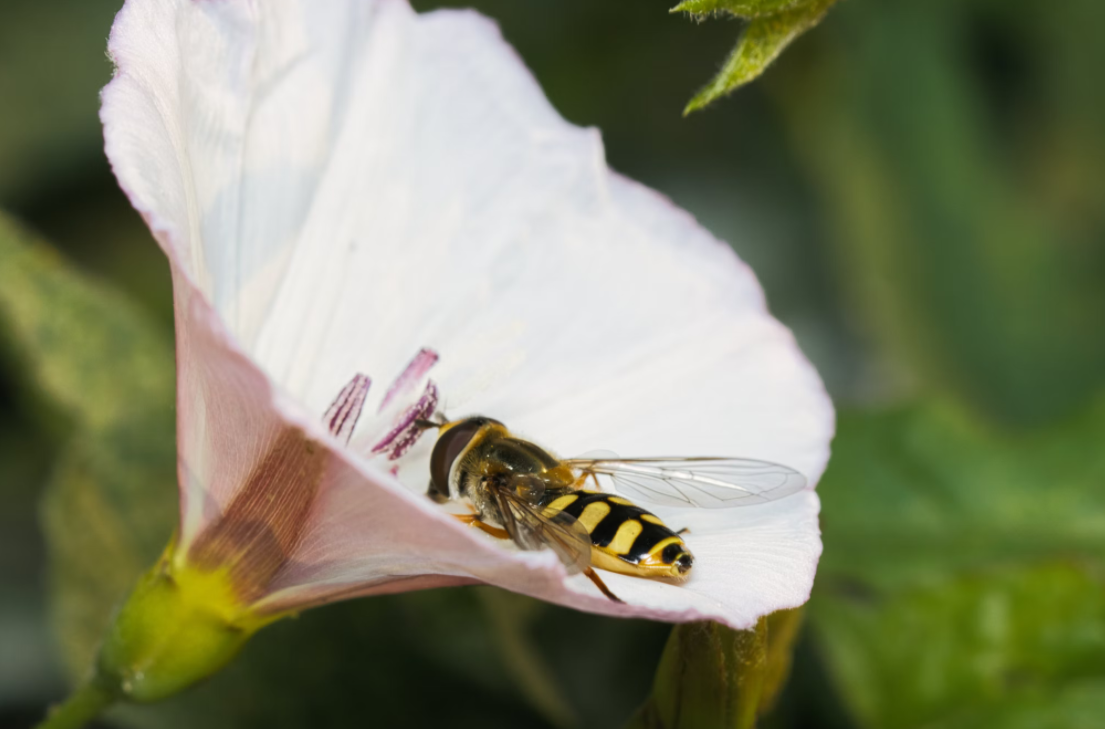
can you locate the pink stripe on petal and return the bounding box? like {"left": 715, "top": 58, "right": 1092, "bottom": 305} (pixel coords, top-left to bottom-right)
{"left": 324, "top": 373, "right": 370, "bottom": 444}
{"left": 372, "top": 380, "right": 439, "bottom": 460}
{"left": 378, "top": 348, "right": 439, "bottom": 412}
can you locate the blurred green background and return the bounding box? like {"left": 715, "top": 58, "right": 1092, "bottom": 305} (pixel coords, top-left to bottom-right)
{"left": 1, "top": 0, "right": 1102, "bottom": 727}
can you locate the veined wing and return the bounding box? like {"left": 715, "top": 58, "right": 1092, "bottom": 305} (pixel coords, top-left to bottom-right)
{"left": 491, "top": 484, "right": 592, "bottom": 574}
{"left": 564, "top": 457, "right": 808, "bottom": 509}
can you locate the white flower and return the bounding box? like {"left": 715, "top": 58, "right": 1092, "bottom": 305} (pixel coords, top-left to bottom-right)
{"left": 101, "top": 0, "right": 833, "bottom": 630}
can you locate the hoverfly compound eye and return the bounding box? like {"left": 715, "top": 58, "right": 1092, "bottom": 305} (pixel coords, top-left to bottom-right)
{"left": 429, "top": 417, "right": 491, "bottom": 496}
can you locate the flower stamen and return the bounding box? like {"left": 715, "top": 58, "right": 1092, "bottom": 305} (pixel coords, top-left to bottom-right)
{"left": 379, "top": 348, "right": 439, "bottom": 411}
{"left": 324, "top": 373, "right": 370, "bottom": 444}
{"left": 372, "top": 381, "right": 439, "bottom": 460}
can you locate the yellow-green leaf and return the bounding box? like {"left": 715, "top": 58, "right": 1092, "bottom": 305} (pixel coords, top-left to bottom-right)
{"left": 0, "top": 212, "right": 173, "bottom": 434}
{"left": 672, "top": 0, "right": 807, "bottom": 19}
{"left": 0, "top": 212, "right": 177, "bottom": 679}
{"left": 682, "top": 0, "right": 838, "bottom": 113}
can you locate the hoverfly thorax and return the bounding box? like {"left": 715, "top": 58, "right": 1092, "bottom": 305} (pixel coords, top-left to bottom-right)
{"left": 429, "top": 417, "right": 576, "bottom": 516}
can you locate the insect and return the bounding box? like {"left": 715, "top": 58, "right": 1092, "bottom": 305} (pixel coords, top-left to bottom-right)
{"left": 420, "top": 416, "right": 807, "bottom": 602}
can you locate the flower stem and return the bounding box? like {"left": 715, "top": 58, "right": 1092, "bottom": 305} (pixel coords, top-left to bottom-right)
{"left": 35, "top": 681, "right": 115, "bottom": 729}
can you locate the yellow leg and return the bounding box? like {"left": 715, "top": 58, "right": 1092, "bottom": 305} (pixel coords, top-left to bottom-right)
{"left": 585, "top": 567, "right": 622, "bottom": 603}
{"left": 570, "top": 471, "right": 603, "bottom": 490}
{"left": 455, "top": 514, "right": 622, "bottom": 603}
{"left": 454, "top": 513, "right": 510, "bottom": 540}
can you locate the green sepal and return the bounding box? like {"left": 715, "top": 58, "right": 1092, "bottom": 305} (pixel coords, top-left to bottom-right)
{"left": 94, "top": 546, "right": 279, "bottom": 703}
{"left": 680, "top": 0, "right": 839, "bottom": 113}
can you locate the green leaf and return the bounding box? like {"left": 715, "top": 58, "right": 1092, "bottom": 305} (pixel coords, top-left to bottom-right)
{"left": 812, "top": 399, "right": 1105, "bottom": 728}
{"left": 671, "top": 0, "right": 807, "bottom": 19}
{"left": 0, "top": 212, "right": 174, "bottom": 434}
{"left": 0, "top": 211, "right": 177, "bottom": 679}
{"left": 679, "top": 0, "right": 838, "bottom": 113}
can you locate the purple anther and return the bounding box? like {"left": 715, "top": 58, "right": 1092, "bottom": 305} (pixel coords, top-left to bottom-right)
{"left": 372, "top": 380, "right": 439, "bottom": 460}
{"left": 379, "top": 348, "right": 439, "bottom": 412}
{"left": 324, "top": 373, "right": 371, "bottom": 444}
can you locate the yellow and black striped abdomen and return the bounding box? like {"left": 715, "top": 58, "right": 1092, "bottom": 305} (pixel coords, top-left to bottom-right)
{"left": 544, "top": 490, "right": 694, "bottom": 581}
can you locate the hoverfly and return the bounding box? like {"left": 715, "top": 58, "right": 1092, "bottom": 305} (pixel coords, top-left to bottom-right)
{"left": 420, "top": 416, "right": 807, "bottom": 602}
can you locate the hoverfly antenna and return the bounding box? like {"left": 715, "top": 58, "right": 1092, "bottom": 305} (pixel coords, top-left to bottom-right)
{"left": 414, "top": 418, "right": 441, "bottom": 431}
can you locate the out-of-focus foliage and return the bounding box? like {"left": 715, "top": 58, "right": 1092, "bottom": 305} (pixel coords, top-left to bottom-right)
{"left": 775, "top": 0, "right": 1105, "bottom": 424}
{"left": 0, "top": 213, "right": 172, "bottom": 434}
{"left": 0, "top": 0, "right": 122, "bottom": 203}
{"left": 628, "top": 609, "right": 804, "bottom": 729}
{"left": 0, "top": 212, "right": 176, "bottom": 679}
{"left": 814, "top": 400, "right": 1105, "bottom": 728}
{"left": 673, "top": 0, "right": 841, "bottom": 113}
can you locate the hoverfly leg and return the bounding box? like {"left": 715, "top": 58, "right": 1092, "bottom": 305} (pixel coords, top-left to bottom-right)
{"left": 676, "top": 527, "right": 690, "bottom": 536}
{"left": 454, "top": 513, "right": 510, "bottom": 541}
{"left": 585, "top": 567, "right": 623, "bottom": 603}
{"left": 569, "top": 470, "right": 603, "bottom": 491}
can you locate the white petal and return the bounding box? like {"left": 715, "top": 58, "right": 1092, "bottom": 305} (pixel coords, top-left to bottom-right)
{"left": 102, "top": 0, "right": 834, "bottom": 627}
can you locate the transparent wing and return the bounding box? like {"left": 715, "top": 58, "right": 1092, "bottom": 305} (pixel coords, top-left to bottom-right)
{"left": 491, "top": 484, "right": 592, "bottom": 574}
{"left": 564, "top": 456, "right": 808, "bottom": 509}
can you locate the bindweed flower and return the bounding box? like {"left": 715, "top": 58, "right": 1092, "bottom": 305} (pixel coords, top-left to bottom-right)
{"left": 43, "top": 0, "right": 834, "bottom": 722}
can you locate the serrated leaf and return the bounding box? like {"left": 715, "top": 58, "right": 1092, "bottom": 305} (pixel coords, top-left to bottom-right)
{"left": 812, "top": 399, "right": 1105, "bottom": 728}
{"left": 682, "top": 0, "right": 838, "bottom": 113}
{"left": 672, "top": 0, "right": 808, "bottom": 20}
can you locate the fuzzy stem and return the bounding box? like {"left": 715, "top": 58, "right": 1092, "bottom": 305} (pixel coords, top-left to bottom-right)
{"left": 35, "top": 681, "right": 115, "bottom": 729}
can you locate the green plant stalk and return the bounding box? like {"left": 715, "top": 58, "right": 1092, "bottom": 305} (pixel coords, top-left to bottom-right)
{"left": 35, "top": 680, "right": 115, "bottom": 729}
{"left": 35, "top": 545, "right": 283, "bottom": 729}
